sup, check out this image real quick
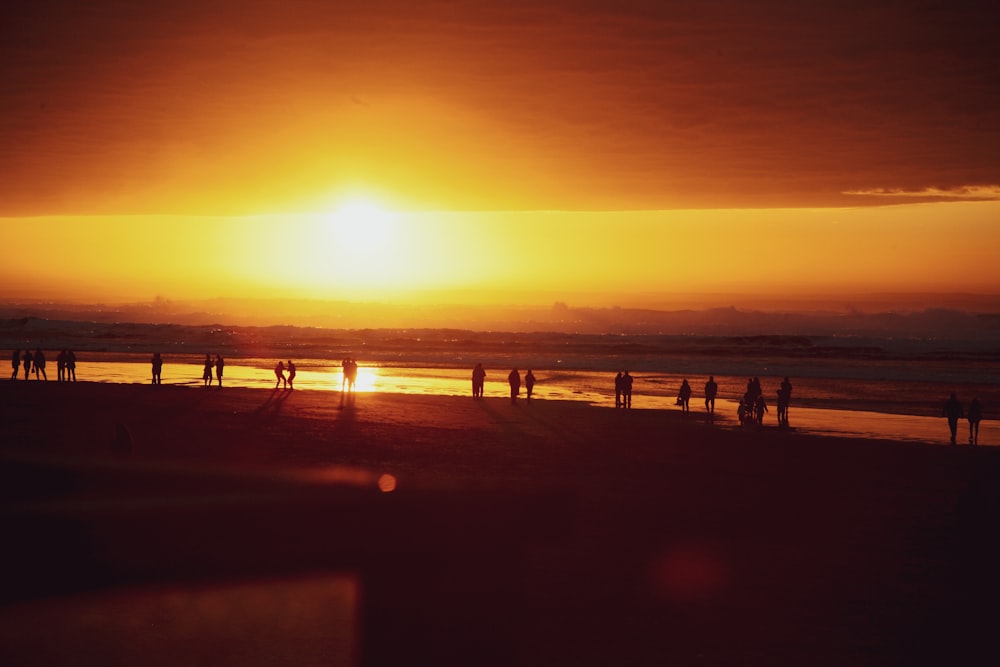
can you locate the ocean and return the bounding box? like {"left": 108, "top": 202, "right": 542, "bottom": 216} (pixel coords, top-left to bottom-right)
{"left": 3, "top": 316, "right": 996, "bottom": 444}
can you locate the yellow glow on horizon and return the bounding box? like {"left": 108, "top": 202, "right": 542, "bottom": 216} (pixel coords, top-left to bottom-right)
{"left": 1, "top": 201, "right": 998, "bottom": 306}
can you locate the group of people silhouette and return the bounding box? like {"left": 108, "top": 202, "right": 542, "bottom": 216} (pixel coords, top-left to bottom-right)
{"left": 11, "top": 348, "right": 76, "bottom": 382}
{"left": 469, "top": 365, "right": 536, "bottom": 404}
{"left": 341, "top": 359, "right": 358, "bottom": 393}
{"left": 942, "top": 393, "right": 983, "bottom": 445}
{"left": 614, "top": 371, "right": 634, "bottom": 409}
{"left": 734, "top": 376, "right": 792, "bottom": 427}
{"left": 202, "top": 354, "right": 225, "bottom": 387}
{"left": 670, "top": 375, "right": 790, "bottom": 427}
{"left": 274, "top": 359, "right": 297, "bottom": 390}
{"left": 506, "top": 368, "right": 536, "bottom": 404}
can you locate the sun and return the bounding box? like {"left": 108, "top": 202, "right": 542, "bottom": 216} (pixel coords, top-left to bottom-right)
{"left": 326, "top": 200, "right": 396, "bottom": 254}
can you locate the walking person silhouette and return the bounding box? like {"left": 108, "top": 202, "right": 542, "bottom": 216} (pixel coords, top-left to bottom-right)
{"left": 678, "top": 379, "right": 692, "bottom": 413}
{"left": 942, "top": 392, "right": 963, "bottom": 445}
{"left": 11, "top": 349, "right": 20, "bottom": 380}
{"left": 525, "top": 369, "right": 536, "bottom": 403}
{"left": 203, "top": 354, "right": 213, "bottom": 387}
{"left": 967, "top": 397, "right": 982, "bottom": 445}
{"left": 287, "top": 360, "right": 296, "bottom": 390}
{"left": 22, "top": 349, "right": 32, "bottom": 381}
{"left": 274, "top": 361, "right": 287, "bottom": 389}
{"left": 704, "top": 375, "right": 718, "bottom": 416}
{"left": 215, "top": 355, "right": 225, "bottom": 387}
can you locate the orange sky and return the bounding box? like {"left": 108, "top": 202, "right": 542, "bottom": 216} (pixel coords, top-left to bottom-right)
{"left": 1, "top": 1, "right": 998, "bottom": 308}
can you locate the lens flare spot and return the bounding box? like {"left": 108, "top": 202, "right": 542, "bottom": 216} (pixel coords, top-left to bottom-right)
{"left": 377, "top": 474, "right": 398, "bottom": 493}
{"left": 650, "top": 543, "right": 728, "bottom": 601}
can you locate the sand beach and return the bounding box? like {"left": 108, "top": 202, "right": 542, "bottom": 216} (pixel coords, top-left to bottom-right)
{"left": 2, "top": 380, "right": 999, "bottom": 665}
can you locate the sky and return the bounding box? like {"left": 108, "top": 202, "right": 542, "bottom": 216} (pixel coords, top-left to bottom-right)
{"left": 1, "top": 0, "right": 999, "bottom": 309}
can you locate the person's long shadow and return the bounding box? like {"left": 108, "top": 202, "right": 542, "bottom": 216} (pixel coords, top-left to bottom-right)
{"left": 338, "top": 390, "right": 357, "bottom": 413}
{"left": 254, "top": 388, "right": 293, "bottom": 418}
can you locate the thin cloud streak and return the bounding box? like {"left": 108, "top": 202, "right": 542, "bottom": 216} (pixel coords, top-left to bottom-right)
{"left": 844, "top": 185, "right": 1000, "bottom": 201}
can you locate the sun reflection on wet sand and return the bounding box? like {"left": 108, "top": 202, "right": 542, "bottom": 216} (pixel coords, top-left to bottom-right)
{"left": 56, "top": 359, "right": 987, "bottom": 446}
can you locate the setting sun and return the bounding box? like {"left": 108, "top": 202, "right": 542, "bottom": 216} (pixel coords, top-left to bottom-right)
{"left": 325, "top": 200, "right": 396, "bottom": 255}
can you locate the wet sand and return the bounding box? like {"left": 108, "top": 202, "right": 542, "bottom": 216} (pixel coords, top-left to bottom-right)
{"left": 2, "top": 381, "right": 999, "bottom": 665}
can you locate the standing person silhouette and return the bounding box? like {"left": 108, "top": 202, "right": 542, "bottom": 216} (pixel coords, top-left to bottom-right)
{"left": 508, "top": 368, "right": 521, "bottom": 405}
{"left": 346, "top": 359, "right": 358, "bottom": 392}
{"left": 776, "top": 389, "right": 789, "bottom": 426}
{"left": 622, "top": 371, "right": 634, "bottom": 409}
{"left": 287, "top": 360, "right": 296, "bottom": 390}
{"left": 614, "top": 372, "right": 623, "bottom": 408}
{"left": 780, "top": 377, "right": 793, "bottom": 424}
{"left": 942, "top": 393, "right": 963, "bottom": 445}
{"left": 967, "top": 398, "right": 982, "bottom": 445}
{"left": 215, "top": 355, "right": 225, "bottom": 387}
{"left": 66, "top": 350, "right": 76, "bottom": 381}
{"left": 32, "top": 348, "right": 47, "bottom": 380}
{"left": 202, "top": 354, "right": 213, "bottom": 387}
{"left": 11, "top": 349, "right": 21, "bottom": 380}
{"left": 57, "top": 350, "right": 67, "bottom": 381}
{"left": 704, "top": 375, "right": 718, "bottom": 415}
{"left": 525, "top": 369, "right": 536, "bottom": 403}
{"left": 472, "top": 363, "right": 486, "bottom": 398}
{"left": 151, "top": 353, "right": 163, "bottom": 385}
{"left": 678, "top": 379, "right": 692, "bottom": 413}
{"left": 274, "top": 361, "right": 287, "bottom": 389}
{"left": 754, "top": 393, "right": 769, "bottom": 425}
{"left": 22, "top": 349, "right": 33, "bottom": 381}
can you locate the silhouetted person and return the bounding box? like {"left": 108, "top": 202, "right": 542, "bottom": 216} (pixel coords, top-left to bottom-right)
{"left": 942, "top": 392, "right": 963, "bottom": 445}
{"left": 287, "top": 360, "right": 296, "bottom": 390}
{"left": 678, "top": 379, "right": 692, "bottom": 413}
{"left": 780, "top": 377, "right": 793, "bottom": 424}
{"left": 622, "top": 371, "right": 634, "bottom": 409}
{"left": 967, "top": 397, "right": 982, "bottom": 445}
{"left": 525, "top": 369, "right": 536, "bottom": 403}
{"left": 22, "top": 349, "right": 32, "bottom": 381}
{"left": 472, "top": 363, "right": 486, "bottom": 398}
{"left": 66, "top": 350, "right": 76, "bottom": 381}
{"left": 614, "top": 372, "right": 623, "bottom": 408}
{"left": 704, "top": 375, "right": 718, "bottom": 415}
{"left": 738, "top": 396, "right": 748, "bottom": 426}
{"left": 215, "top": 355, "right": 225, "bottom": 387}
{"left": 754, "top": 393, "right": 768, "bottom": 425}
{"left": 151, "top": 353, "right": 163, "bottom": 385}
{"left": 11, "top": 349, "right": 20, "bottom": 380}
{"left": 275, "top": 361, "right": 287, "bottom": 389}
{"left": 202, "top": 354, "right": 213, "bottom": 387}
{"left": 32, "top": 348, "right": 47, "bottom": 380}
{"left": 776, "top": 389, "right": 789, "bottom": 427}
{"left": 57, "top": 350, "right": 67, "bottom": 381}
{"left": 508, "top": 368, "right": 521, "bottom": 404}
{"left": 346, "top": 359, "right": 358, "bottom": 392}
{"left": 342, "top": 359, "right": 359, "bottom": 393}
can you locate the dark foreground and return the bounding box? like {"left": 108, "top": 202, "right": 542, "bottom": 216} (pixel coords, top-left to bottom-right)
{"left": 1, "top": 382, "right": 999, "bottom": 665}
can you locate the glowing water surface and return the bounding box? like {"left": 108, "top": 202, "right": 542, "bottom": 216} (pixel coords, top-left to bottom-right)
{"left": 56, "top": 358, "right": 988, "bottom": 446}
